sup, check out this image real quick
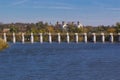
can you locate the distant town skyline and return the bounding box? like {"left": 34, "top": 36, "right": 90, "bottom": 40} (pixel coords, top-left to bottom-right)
{"left": 0, "top": 0, "right": 120, "bottom": 26}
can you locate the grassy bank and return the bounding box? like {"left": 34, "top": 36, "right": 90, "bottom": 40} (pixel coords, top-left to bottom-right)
{"left": 0, "top": 38, "right": 8, "bottom": 50}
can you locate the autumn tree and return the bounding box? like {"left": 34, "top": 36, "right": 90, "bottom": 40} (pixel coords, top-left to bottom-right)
{"left": 45, "top": 26, "right": 55, "bottom": 33}
{"left": 107, "top": 27, "right": 116, "bottom": 33}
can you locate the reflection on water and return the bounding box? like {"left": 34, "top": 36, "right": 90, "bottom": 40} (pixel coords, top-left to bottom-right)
{"left": 0, "top": 43, "right": 120, "bottom": 80}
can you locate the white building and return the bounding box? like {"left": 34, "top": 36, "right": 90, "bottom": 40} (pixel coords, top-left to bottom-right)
{"left": 62, "top": 21, "right": 68, "bottom": 29}
{"left": 62, "top": 23, "right": 67, "bottom": 29}
{"left": 77, "top": 21, "right": 83, "bottom": 28}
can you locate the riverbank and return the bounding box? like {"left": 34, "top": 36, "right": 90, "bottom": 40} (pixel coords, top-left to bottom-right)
{"left": 0, "top": 38, "right": 8, "bottom": 50}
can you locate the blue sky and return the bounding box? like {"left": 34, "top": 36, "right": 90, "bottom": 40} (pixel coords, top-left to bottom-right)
{"left": 0, "top": 0, "right": 120, "bottom": 25}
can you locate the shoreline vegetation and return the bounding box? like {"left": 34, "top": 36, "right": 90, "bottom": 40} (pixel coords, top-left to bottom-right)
{"left": 0, "top": 38, "right": 8, "bottom": 51}
{"left": 0, "top": 22, "right": 120, "bottom": 33}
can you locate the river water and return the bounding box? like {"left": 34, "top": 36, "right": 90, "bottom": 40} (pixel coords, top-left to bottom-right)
{"left": 0, "top": 43, "right": 120, "bottom": 80}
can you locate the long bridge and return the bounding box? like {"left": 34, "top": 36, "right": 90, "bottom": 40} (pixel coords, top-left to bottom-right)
{"left": 0, "top": 33, "right": 120, "bottom": 43}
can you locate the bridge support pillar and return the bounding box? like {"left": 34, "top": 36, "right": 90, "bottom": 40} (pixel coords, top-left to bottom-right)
{"left": 13, "top": 33, "right": 16, "bottom": 43}
{"left": 22, "top": 33, "right": 25, "bottom": 43}
{"left": 3, "top": 33, "right": 7, "bottom": 42}
{"left": 49, "top": 33, "right": 52, "bottom": 43}
{"left": 58, "top": 33, "right": 61, "bottom": 43}
{"left": 75, "top": 33, "right": 78, "bottom": 43}
{"left": 92, "top": 33, "right": 96, "bottom": 43}
{"left": 110, "top": 33, "right": 114, "bottom": 43}
{"left": 67, "top": 33, "right": 70, "bottom": 43}
{"left": 84, "top": 33, "right": 87, "bottom": 43}
{"left": 31, "top": 33, "right": 34, "bottom": 43}
{"left": 101, "top": 33, "right": 105, "bottom": 43}
{"left": 118, "top": 33, "right": 120, "bottom": 42}
{"left": 40, "top": 33, "right": 43, "bottom": 43}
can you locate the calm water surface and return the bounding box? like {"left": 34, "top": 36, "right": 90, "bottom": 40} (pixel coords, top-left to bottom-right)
{"left": 0, "top": 43, "right": 120, "bottom": 80}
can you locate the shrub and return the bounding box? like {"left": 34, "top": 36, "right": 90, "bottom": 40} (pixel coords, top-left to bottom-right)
{"left": 0, "top": 38, "right": 8, "bottom": 50}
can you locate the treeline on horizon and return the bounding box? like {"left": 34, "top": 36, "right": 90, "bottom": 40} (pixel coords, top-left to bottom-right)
{"left": 0, "top": 21, "right": 120, "bottom": 33}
